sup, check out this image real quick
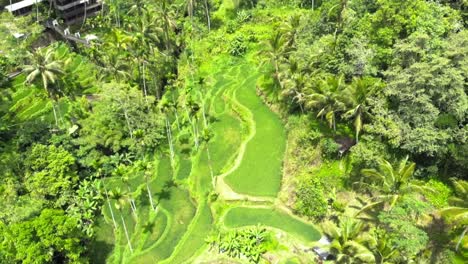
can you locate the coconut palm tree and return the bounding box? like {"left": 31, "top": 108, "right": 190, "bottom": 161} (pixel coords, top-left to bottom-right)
{"left": 260, "top": 32, "right": 289, "bottom": 93}
{"left": 127, "top": 0, "right": 147, "bottom": 17}
{"left": 106, "top": 28, "right": 133, "bottom": 53}
{"left": 113, "top": 165, "right": 138, "bottom": 217}
{"left": 109, "top": 188, "right": 133, "bottom": 253}
{"left": 305, "top": 75, "right": 347, "bottom": 131}
{"left": 156, "top": 0, "right": 177, "bottom": 52}
{"left": 102, "top": 180, "right": 118, "bottom": 229}
{"left": 321, "top": 217, "right": 375, "bottom": 263}
{"left": 356, "top": 156, "right": 434, "bottom": 215}
{"left": 186, "top": 0, "right": 211, "bottom": 31}
{"left": 129, "top": 13, "right": 162, "bottom": 102}
{"left": 342, "top": 77, "right": 381, "bottom": 143}
{"left": 23, "top": 47, "right": 65, "bottom": 127}
{"left": 143, "top": 162, "right": 157, "bottom": 211}
{"left": 280, "top": 14, "right": 301, "bottom": 48}
{"left": 99, "top": 54, "right": 131, "bottom": 82}
{"left": 440, "top": 179, "right": 468, "bottom": 251}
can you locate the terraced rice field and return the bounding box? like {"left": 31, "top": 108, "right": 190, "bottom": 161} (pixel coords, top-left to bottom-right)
{"left": 223, "top": 207, "right": 321, "bottom": 243}
{"left": 93, "top": 57, "right": 320, "bottom": 263}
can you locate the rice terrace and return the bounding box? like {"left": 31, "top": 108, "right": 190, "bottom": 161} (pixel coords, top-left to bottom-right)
{"left": 1, "top": 0, "right": 466, "bottom": 263}
{"left": 90, "top": 57, "right": 321, "bottom": 263}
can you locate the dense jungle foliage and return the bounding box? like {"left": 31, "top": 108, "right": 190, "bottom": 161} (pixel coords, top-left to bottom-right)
{"left": 0, "top": 0, "right": 467, "bottom": 263}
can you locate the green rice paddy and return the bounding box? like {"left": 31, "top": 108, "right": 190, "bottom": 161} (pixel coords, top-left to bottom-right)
{"left": 224, "top": 207, "right": 321, "bottom": 243}
{"left": 92, "top": 57, "right": 319, "bottom": 263}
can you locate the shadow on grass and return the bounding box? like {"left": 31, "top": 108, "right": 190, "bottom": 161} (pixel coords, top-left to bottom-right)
{"left": 156, "top": 188, "right": 172, "bottom": 201}
{"left": 142, "top": 220, "right": 156, "bottom": 234}
{"left": 88, "top": 238, "right": 113, "bottom": 264}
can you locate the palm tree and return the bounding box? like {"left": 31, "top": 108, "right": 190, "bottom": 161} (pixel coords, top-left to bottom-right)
{"left": 23, "top": 47, "right": 64, "bottom": 127}
{"left": 156, "top": 0, "right": 177, "bottom": 52}
{"left": 106, "top": 28, "right": 133, "bottom": 53}
{"left": 127, "top": 0, "right": 147, "bottom": 17}
{"left": 356, "top": 156, "right": 433, "bottom": 214}
{"left": 144, "top": 162, "right": 157, "bottom": 211}
{"left": 109, "top": 188, "right": 134, "bottom": 253}
{"left": 260, "top": 32, "right": 289, "bottom": 92}
{"left": 440, "top": 179, "right": 468, "bottom": 251}
{"left": 99, "top": 54, "right": 131, "bottom": 82}
{"left": 280, "top": 14, "right": 301, "bottom": 48}
{"left": 114, "top": 165, "right": 138, "bottom": 217}
{"left": 129, "top": 13, "right": 163, "bottom": 102}
{"left": 342, "top": 77, "right": 380, "bottom": 143}
{"left": 305, "top": 75, "right": 347, "bottom": 131}
{"left": 101, "top": 179, "right": 118, "bottom": 229}
{"left": 368, "top": 229, "right": 398, "bottom": 264}
{"left": 186, "top": 0, "right": 211, "bottom": 31}
{"left": 321, "top": 217, "right": 375, "bottom": 263}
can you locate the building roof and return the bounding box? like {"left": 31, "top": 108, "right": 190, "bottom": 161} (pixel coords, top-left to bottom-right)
{"left": 5, "top": 0, "right": 44, "bottom": 12}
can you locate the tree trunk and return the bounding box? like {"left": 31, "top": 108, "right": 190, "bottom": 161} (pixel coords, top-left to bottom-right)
{"left": 103, "top": 184, "right": 118, "bottom": 229}
{"left": 51, "top": 100, "right": 59, "bottom": 127}
{"left": 146, "top": 177, "right": 156, "bottom": 211}
{"left": 274, "top": 60, "right": 283, "bottom": 90}
{"left": 35, "top": 0, "right": 39, "bottom": 23}
{"left": 121, "top": 97, "right": 134, "bottom": 139}
{"left": 126, "top": 185, "right": 137, "bottom": 218}
{"left": 166, "top": 116, "right": 175, "bottom": 169}
{"left": 141, "top": 61, "right": 149, "bottom": 107}
{"left": 119, "top": 210, "right": 133, "bottom": 253}
{"left": 203, "top": 0, "right": 211, "bottom": 31}
{"left": 162, "top": 1, "right": 171, "bottom": 51}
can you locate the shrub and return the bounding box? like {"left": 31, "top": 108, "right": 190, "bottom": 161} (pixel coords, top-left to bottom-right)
{"left": 422, "top": 179, "right": 451, "bottom": 208}
{"left": 229, "top": 35, "right": 248, "bottom": 56}
{"left": 319, "top": 138, "right": 340, "bottom": 159}
{"left": 225, "top": 20, "right": 239, "bottom": 34}
{"left": 207, "top": 226, "right": 269, "bottom": 263}
{"left": 294, "top": 175, "right": 327, "bottom": 220}
{"left": 236, "top": 10, "right": 252, "bottom": 24}
{"left": 349, "top": 136, "right": 390, "bottom": 170}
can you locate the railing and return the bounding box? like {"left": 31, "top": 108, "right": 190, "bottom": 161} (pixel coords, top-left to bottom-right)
{"left": 44, "top": 19, "right": 91, "bottom": 46}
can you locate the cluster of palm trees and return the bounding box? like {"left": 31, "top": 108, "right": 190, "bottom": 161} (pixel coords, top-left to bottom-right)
{"left": 319, "top": 156, "right": 468, "bottom": 262}
{"left": 206, "top": 226, "right": 267, "bottom": 263}
{"left": 260, "top": 25, "right": 381, "bottom": 142}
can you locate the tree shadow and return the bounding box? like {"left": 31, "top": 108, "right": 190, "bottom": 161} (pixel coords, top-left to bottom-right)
{"left": 163, "top": 179, "right": 177, "bottom": 189}
{"left": 156, "top": 188, "right": 172, "bottom": 201}
{"left": 142, "top": 220, "right": 156, "bottom": 234}
{"left": 425, "top": 215, "right": 451, "bottom": 264}
{"left": 88, "top": 239, "right": 113, "bottom": 264}
{"left": 135, "top": 191, "right": 150, "bottom": 207}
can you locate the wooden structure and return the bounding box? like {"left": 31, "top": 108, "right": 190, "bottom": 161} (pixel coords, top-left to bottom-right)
{"left": 52, "top": 0, "right": 102, "bottom": 25}
{"left": 4, "top": 0, "right": 43, "bottom": 16}
{"left": 5, "top": 0, "right": 102, "bottom": 24}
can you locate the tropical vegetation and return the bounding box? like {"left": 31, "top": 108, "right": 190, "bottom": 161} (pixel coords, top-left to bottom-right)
{"left": 0, "top": 0, "right": 466, "bottom": 263}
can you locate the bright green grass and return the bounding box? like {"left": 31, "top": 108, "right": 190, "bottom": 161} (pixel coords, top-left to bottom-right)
{"left": 283, "top": 258, "right": 301, "bottom": 264}
{"left": 209, "top": 113, "right": 243, "bottom": 174}
{"left": 176, "top": 157, "right": 192, "bottom": 180}
{"left": 129, "top": 188, "right": 196, "bottom": 263}
{"left": 99, "top": 156, "right": 198, "bottom": 263}
{"left": 225, "top": 64, "right": 286, "bottom": 197}
{"left": 141, "top": 210, "right": 168, "bottom": 250}
{"left": 162, "top": 200, "right": 213, "bottom": 264}
{"left": 224, "top": 207, "right": 320, "bottom": 243}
